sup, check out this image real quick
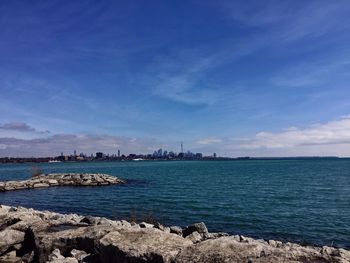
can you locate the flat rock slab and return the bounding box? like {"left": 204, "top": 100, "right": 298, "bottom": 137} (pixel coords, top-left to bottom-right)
{"left": 0, "top": 173, "right": 125, "bottom": 191}
{"left": 174, "top": 236, "right": 336, "bottom": 263}
{"left": 99, "top": 228, "right": 193, "bottom": 263}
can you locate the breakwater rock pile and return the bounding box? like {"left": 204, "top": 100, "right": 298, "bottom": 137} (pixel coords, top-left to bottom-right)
{"left": 0, "top": 173, "right": 125, "bottom": 191}
{"left": 0, "top": 205, "right": 349, "bottom": 263}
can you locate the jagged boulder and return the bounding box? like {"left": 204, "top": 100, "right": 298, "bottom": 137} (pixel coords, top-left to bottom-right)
{"left": 47, "top": 249, "right": 78, "bottom": 263}
{"left": 70, "top": 249, "right": 90, "bottom": 262}
{"left": 33, "top": 225, "right": 116, "bottom": 263}
{"left": 182, "top": 222, "right": 209, "bottom": 239}
{"left": 98, "top": 227, "right": 193, "bottom": 263}
{"left": 139, "top": 222, "right": 154, "bottom": 228}
{"left": 0, "top": 229, "right": 25, "bottom": 254}
{"left": 0, "top": 250, "right": 22, "bottom": 263}
{"left": 169, "top": 226, "right": 182, "bottom": 236}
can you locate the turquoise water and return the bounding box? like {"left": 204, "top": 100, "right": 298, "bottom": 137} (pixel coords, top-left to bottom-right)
{"left": 0, "top": 160, "right": 349, "bottom": 248}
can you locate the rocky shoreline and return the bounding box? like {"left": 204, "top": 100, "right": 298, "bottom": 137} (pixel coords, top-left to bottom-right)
{"left": 0, "top": 205, "right": 349, "bottom": 262}
{"left": 0, "top": 173, "right": 125, "bottom": 192}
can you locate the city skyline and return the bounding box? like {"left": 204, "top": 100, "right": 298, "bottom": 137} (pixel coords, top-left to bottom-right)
{"left": 1, "top": 1, "right": 350, "bottom": 157}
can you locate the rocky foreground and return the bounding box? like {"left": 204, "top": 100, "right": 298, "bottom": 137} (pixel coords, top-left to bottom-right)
{"left": 0, "top": 205, "right": 349, "bottom": 263}
{"left": 0, "top": 173, "right": 125, "bottom": 191}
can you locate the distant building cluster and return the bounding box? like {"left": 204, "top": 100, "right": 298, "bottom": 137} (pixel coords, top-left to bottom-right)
{"left": 0, "top": 147, "right": 219, "bottom": 163}
{"left": 151, "top": 148, "right": 203, "bottom": 160}
{"left": 83, "top": 148, "right": 214, "bottom": 161}
{"left": 0, "top": 152, "right": 341, "bottom": 164}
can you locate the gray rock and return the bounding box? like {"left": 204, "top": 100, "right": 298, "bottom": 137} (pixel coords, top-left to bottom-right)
{"left": 185, "top": 231, "right": 202, "bottom": 243}
{"left": 163, "top": 227, "right": 171, "bottom": 233}
{"left": 21, "top": 251, "right": 35, "bottom": 262}
{"left": 0, "top": 229, "right": 25, "bottom": 254}
{"left": 47, "top": 249, "right": 79, "bottom": 263}
{"left": 48, "top": 258, "right": 78, "bottom": 263}
{"left": 48, "top": 249, "right": 65, "bottom": 260}
{"left": 1, "top": 204, "right": 350, "bottom": 263}
{"left": 153, "top": 222, "right": 165, "bottom": 231}
{"left": 80, "top": 216, "right": 97, "bottom": 225}
{"left": 183, "top": 222, "right": 209, "bottom": 238}
{"left": 330, "top": 248, "right": 350, "bottom": 262}
{"left": 0, "top": 173, "right": 125, "bottom": 192}
{"left": 34, "top": 225, "right": 115, "bottom": 263}
{"left": 0, "top": 250, "right": 22, "bottom": 263}
{"left": 98, "top": 227, "right": 193, "bottom": 263}
{"left": 139, "top": 222, "right": 154, "bottom": 228}
{"left": 33, "top": 183, "right": 50, "bottom": 188}
{"left": 48, "top": 179, "right": 59, "bottom": 185}
{"left": 207, "top": 232, "right": 229, "bottom": 239}
{"left": 70, "top": 249, "right": 90, "bottom": 262}
{"left": 173, "top": 236, "right": 272, "bottom": 263}
{"left": 170, "top": 226, "right": 183, "bottom": 236}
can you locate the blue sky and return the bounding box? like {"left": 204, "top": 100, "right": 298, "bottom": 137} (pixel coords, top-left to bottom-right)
{"left": 1, "top": 0, "right": 350, "bottom": 157}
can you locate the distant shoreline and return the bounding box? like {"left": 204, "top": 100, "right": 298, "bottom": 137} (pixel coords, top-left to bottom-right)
{"left": 0, "top": 156, "right": 347, "bottom": 164}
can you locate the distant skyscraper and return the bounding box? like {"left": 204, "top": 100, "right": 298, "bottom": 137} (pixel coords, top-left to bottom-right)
{"left": 74, "top": 150, "right": 77, "bottom": 156}
{"left": 213, "top": 153, "right": 217, "bottom": 158}
{"left": 181, "top": 142, "right": 183, "bottom": 153}
{"left": 118, "top": 149, "right": 120, "bottom": 158}
{"left": 96, "top": 152, "right": 103, "bottom": 159}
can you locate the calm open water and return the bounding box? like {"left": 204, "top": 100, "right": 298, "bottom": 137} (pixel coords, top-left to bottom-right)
{"left": 0, "top": 160, "right": 349, "bottom": 248}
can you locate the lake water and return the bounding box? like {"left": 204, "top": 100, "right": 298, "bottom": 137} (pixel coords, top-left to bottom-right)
{"left": 0, "top": 159, "right": 349, "bottom": 248}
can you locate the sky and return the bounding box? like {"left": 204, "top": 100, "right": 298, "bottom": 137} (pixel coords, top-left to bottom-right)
{"left": 1, "top": 0, "right": 350, "bottom": 157}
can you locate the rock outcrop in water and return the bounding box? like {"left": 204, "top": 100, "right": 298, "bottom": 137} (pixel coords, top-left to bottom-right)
{"left": 0, "top": 173, "right": 125, "bottom": 191}
{"left": 0, "top": 205, "right": 349, "bottom": 263}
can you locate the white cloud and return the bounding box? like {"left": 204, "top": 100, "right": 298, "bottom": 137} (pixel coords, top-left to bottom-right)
{"left": 196, "top": 137, "right": 222, "bottom": 145}
{"left": 226, "top": 116, "right": 350, "bottom": 156}
{"left": 2, "top": 117, "right": 350, "bottom": 157}
{"left": 189, "top": 116, "right": 350, "bottom": 157}
{"left": 247, "top": 117, "right": 350, "bottom": 148}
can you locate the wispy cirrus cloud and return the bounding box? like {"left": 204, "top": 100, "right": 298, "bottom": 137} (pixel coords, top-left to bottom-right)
{"left": 146, "top": 0, "right": 350, "bottom": 108}
{"left": 147, "top": 37, "right": 269, "bottom": 106}
{"left": 196, "top": 137, "right": 222, "bottom": 145}
{"left": 271, "top": 57, "right": 350, "bottom": 89}
{"left": 221, "top": 0, "right": 350, "bottom": 42}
